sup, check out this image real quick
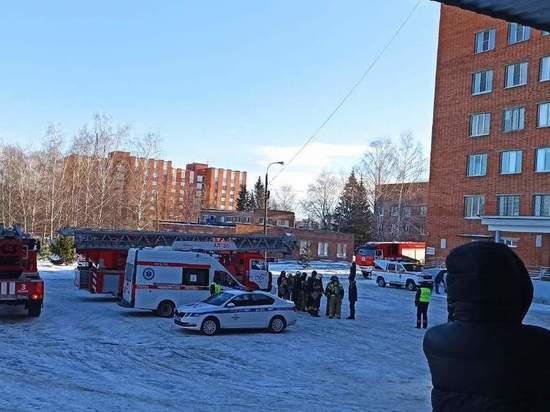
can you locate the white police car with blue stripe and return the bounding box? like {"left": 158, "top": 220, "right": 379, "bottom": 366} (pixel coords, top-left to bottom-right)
{"left": 174, "top": 290, "right": 297, "bottom": 335}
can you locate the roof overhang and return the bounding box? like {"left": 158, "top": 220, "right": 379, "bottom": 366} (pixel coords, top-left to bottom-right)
{"left": 433, "top": 0, "right": 550, "bottom": 33}
{"left": 480, "top": 216, "right": 550, "bottom": 234}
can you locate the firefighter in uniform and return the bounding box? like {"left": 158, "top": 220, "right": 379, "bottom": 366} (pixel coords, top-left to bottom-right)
{"left": 325, "top": 275, "right": 344, "bottom": 319}
{"left": 415, "top": 281, "right": 432, "bottom": 328}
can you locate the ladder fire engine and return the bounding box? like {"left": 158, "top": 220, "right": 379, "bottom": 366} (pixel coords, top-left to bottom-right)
{"left": 61, "top": 227, "right": 295, "bottom": 296}
{"left": 0, "top": 225, "right": 44, "bottom": 317}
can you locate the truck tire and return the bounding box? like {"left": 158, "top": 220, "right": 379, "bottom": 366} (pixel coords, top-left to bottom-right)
{"left": 156, "top": 300, "right": 175, "bottom": 318}
{"left": 377, "top": 277, "right": 386, "bottom": 287}
{"left": 406, "top": 280, "right": 417, "bottom": 291}
{"left": 201, "top": 317, "right": 219, "bottom": 336}
{"left": 28, "top": 301, "right": 42, "bottom": 317}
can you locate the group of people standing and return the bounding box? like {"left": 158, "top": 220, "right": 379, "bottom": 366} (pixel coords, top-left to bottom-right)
{"left": 277, "top": 262, "right": 358, "bottom": 320}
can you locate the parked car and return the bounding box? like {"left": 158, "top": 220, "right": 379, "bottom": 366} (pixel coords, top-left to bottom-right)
{"left": 372, "top": 259, "right": 433, "bottom": 291}
{"left": 174, "top": 290, "right": 297, "bottom": 335}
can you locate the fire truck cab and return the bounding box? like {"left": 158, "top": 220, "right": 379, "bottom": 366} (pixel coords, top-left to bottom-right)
{"left": 0, "top": 225, "right": 44, "bottom": 317}
{"left": 355, "top": 242, "right": 426, "bottom": 277}
{"left": 119, "top": 247, "right": 245, "bottom": 317}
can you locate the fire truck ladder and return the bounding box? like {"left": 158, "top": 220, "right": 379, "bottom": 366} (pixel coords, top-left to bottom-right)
{"left": 59, "top": 227, "right": 296, "bottom": 254}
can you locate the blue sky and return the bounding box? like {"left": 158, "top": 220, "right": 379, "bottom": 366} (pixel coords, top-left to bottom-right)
{"left": 0, "top": 0, "right": 440, "bottom": 193}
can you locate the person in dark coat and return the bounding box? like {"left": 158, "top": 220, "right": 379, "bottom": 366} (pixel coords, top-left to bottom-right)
{"left": 423, "top": 242, "right": 550, "bottom": 411}
{"left": 434, "top": 270, "right": 445, "bottom": 294}
{"left": 347, "top": 273, "right": 358, "bottom": 320}
{"left": 277, "top": 271, "right": 286, "bottom": 298}
{"left": 310, "top": 273, "right": 324, "bottom": 317}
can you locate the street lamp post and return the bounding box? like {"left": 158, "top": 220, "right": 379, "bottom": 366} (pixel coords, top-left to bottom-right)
{"left": 263, "top": 161, "right": 284, "bottom": 235}
{"left": 263, "top": 161, "right": 284, "bottom": 284}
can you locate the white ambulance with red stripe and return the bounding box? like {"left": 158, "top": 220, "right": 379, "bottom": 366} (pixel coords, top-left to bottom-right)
{"left": 119, "top": 246, "right": 246, "bottom": 317}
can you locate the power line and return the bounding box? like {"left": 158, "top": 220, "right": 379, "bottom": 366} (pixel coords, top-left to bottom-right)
{"left": 271, "top": 0, "right": 423, "bottom": 183}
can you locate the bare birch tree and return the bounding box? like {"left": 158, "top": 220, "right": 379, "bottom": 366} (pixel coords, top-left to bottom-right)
{"left": 300, "top": 170, "right": 341, "bottom": 230}
{"left": 271, "top": 185, "right": 297, "bottom": 212}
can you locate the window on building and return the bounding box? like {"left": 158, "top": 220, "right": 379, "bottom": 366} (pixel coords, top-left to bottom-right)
{"left": 317, "top": 242, "right": 329, "bottom": 257}
{"left": 536, "top": 148, "right": 550, "bottom": 172}
{"left": 505, "top": 62, "right": 528, "bottom": 88}
{"left": 544, "top": 31, "right": 550, "bottom": 36}
{"left": 470, "top": 113, "right": 491, "bottom": 137}
{"left": 197, "top": 175, "right": 204, "bottom": 183}
{"left": 540, "top": 56, "right": 550, "bottom": 82}
{"left": 337, "top": 243, "right": 347, "bottom": 258}
{"left": 538, "top": 103, "right": 550, "bottom": 128}
{"left": 503, "top": 107, "right": 525, "bottom": 132}
{"left": 534, "top": 195, "right": 550, "bottom": 216}
{"left": 500, "top": 150, "right": 522, "bottom": 174}
{"left": 420, "top": 206, "right": 428, "bottom": 216}
{"left": 472, "top": 70, "right": 493, "bottom": 95}
{"left": 502, "top": 238, "right": 518, "bottom": 248}
{"left": 475, "top": 29, "right": 496, "bottom": 53}
{"left": 377, "top": 208, "right": 384, "bottom": 217}
{"left": 403, "top": 207, "right": 412, "bottom": 217}
{"left": 391, "top": 206, "right": 399, "bottom": 217}
{"left": 464, "top": 195, "right": 485, "bottom": 218}
{"left": 497, "top": 195, "right": 520, "bottom": 216}
{"left": 467, "top": 153, "right": 488, "bottom": 176}
{"left": 508, "top": 23, "right": 531, "bottom": 44}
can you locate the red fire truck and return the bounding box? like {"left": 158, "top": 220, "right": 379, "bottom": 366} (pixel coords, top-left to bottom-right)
{"left": 0, "top": 225, "right": 44, "bottom": 317}
{"left": 61, "top": 228, "right": 295, "bottom": 297}
{"left": 355, "top": 241, "right": 426, "bottom": 277}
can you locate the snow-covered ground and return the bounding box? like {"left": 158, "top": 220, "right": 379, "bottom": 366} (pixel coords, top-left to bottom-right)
{"left": 1, "top": 263, "right": 549, "bottom": 412}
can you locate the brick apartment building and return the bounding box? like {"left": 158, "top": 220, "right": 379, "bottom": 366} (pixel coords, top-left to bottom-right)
{"left": 427, "top": 5, "right": 550, "bottom": 268}
{"left": 66, "top": 151, "right": 246, "bottom": 227}
{"left": 374, "top": 182, "right": 428, "bottom": 242}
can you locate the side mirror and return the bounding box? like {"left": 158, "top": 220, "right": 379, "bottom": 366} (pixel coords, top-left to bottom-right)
{"left": 226, "top": 302, "right": 235, "bottom": 308}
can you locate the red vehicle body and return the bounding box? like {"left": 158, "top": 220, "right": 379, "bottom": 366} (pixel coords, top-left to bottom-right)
{"left": 0, "top": 225, "right": 44, "bottom": 317}
{"left": 66, "top": 228, "right": 293, "bottom": 296}
{"left": 355, "top": 242, "right": 426, "bottom": 276}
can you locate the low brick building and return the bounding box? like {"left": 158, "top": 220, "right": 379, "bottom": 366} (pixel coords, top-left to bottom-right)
{"left": 159, "top": 220, "right": 353, "bottom": 262}
{"left": 199, "top": 209, "right": 295, "bottom": 228}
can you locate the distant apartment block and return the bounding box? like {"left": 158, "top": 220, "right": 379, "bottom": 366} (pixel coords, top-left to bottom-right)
{"left": 65, "top": 151, "right": 246, "bottom": 227}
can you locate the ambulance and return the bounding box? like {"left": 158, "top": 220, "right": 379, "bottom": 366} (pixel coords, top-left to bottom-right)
{"left": 119, "top": 246, "right": 246, "bottom": 317}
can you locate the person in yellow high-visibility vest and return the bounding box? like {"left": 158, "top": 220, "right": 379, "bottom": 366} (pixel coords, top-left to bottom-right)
{"left": 210, "top": 273, "right": 222, "bottom": 295}
{"left": 415, "top": 281, "right": 432, "bottom": 329}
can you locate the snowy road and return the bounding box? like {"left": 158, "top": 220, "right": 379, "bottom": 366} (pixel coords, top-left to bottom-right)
{"left": 1, "top": 265, "right": 549, "bottom": 412}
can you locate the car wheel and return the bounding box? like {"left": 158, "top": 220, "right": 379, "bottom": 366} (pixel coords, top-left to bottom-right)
{"left": 377, "top": 277, "right": 386, "bottom": 287}
{"left": 156, "top": 300, "right": 175, "bottom": 318}
{"left": 28, "top": 301, "right": 42, "bottom": 317}
{"left": 201, "top": 317, "right": 219, "bottom": 336}
{"left": 269, "top": 316, "right": 286, "bottom": 333}
{"left": 406, "top": 280, "right": 416, "bottom": 291}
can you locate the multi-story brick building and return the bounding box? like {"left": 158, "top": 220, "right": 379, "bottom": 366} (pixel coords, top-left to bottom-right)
{"left": 375, "top": 182, "right": 428, "bottom": 242}
{"left": 427, "top": 5, "right": 550, "bottom": 268}
{"left": 66, "top": 151, "right": 246, "bottom": 229}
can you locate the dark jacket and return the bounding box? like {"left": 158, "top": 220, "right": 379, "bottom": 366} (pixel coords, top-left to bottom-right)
{"left": 423, "top": 242, "right": 550, "bottom": 412}
{"left": 350, "top": 262, "right": 357, "bottom": 278}
{"left": 348, "top": 279, "right": 357, "bottom": 302}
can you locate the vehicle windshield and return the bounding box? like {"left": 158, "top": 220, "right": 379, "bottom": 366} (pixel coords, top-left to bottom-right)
{"left": 202, "top": 292, "right": 234, "bottom": 306}
{"left": 402, "top": 264, "right": 423, "bottom": 272}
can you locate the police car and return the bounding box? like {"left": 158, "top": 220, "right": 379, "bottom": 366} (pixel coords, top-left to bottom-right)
{"left": 174, "top": 290, "right": 297, "bottom": 335}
